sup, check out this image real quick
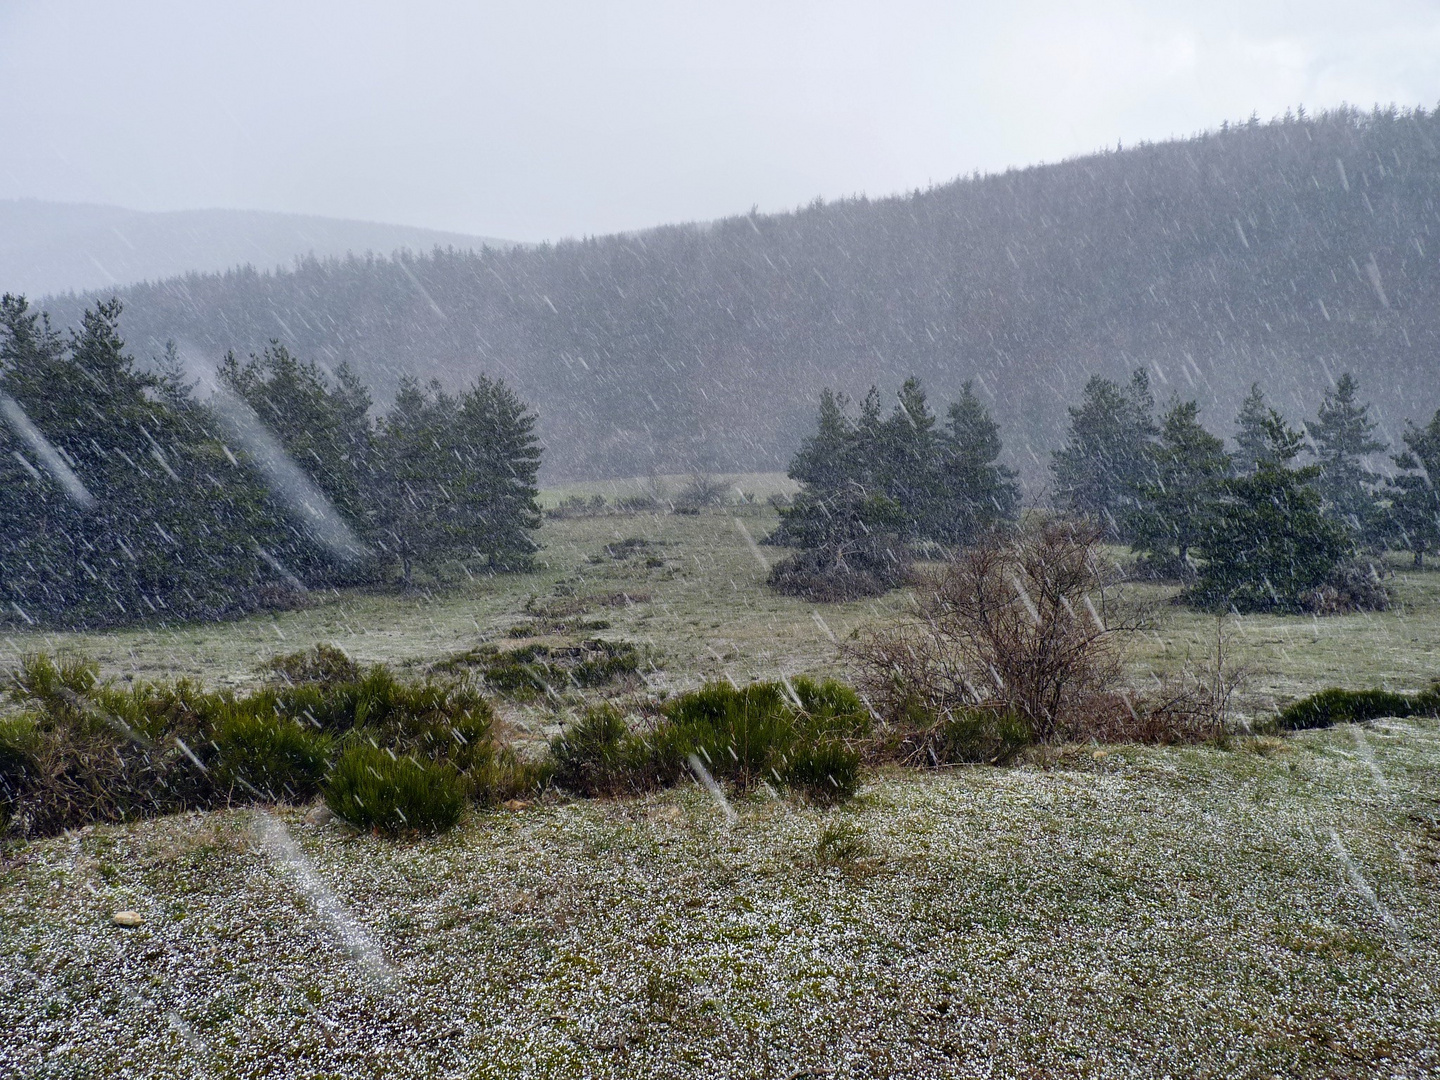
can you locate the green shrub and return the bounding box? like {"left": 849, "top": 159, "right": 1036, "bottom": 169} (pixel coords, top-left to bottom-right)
{"left": 660, "top": 681, "right": 796, "bottom": 789}
{"left": 211, "top": 709, "right": 332, "bottom": 801}
{"left": 783, "top": 739, "right": 862, "bottom": 803}
{"left": 1, "top": 651, "right": 510, "bottom": 838}
{"left": 324, "top": 744, "right": 465, "bottom": 835}
{"left": 815, "top": 819, "right": 869, "bottom": 867}
{"left": 1275, "top": 684, "right": 1440, "bottom": 730}
{"left": 551, "top": 705, "right": 651, "bottom": 796}
{"left": 263, "top": 643, "right": 362, "bottom": 686}
{"left": 932, "top": 707, "right": 1032, "bottom": 764}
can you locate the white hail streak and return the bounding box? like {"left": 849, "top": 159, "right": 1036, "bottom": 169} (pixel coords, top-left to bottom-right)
{"left": 811, "top": 610, "right": 837, "bottom": 643}
{"left": 1008, "top": 572, "right": 1041, "bottom": 625}
{"left": 254, "top": 811, "right": 395, "bottom": 987}
{"left": 1329, "top": 828, "right": 1405, "bottom": 939}
{"left": 687, "top": 753, "right": 738, "bottom": 826}
{"left": 1350, "top": 726, "right": 1390, "bottom": 795}
{"left": 732, "top": 517, "right": 768, "bottom": 571}
{"left": 202, "top": 381, "right": 367, "bottom": 563}
{"left": 0, "top": 393, "right": 96, "bottom": 509}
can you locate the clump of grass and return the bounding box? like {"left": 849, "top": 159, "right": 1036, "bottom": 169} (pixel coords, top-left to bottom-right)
{"left": 814, "top": 819, "right": 870, "bottom": 867}
{"left": 931, "top": 707, "right": 1032, "bottom": 765}
{"left": 438, "top": 639, "right": 642, "bottom": 700}
{"left": 262, "top": 643, "right": 361, "bottom": 686}
{"left": 1274, "top": 683, "right": 1440, "bottom": 730}
{"left": 782, "top": 739, "right": 862, "bottom": 803}
{"left": 324, "top": 745, "right": 464, "bottom": 835}
{"left": 550, "top": 705, "right": 651, "bottom": 797}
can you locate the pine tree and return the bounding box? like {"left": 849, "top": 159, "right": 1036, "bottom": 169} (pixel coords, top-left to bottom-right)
{"left": 1306, "top": 373, "right": 1386, "bottom": 539}
{"left": 1050, "top": 370, "right": 1158, "bottom": 537}
{"left": 1232, "top": 383, "right": 1303, "bottom": 473}
{"left": 873, "top": 377, "right": 943, "bottom": 538}
{"left": 934, "top": 381, "right": 1019, "bottom": 543}
{"left": 453, "top": 375, "right": 543, "bottom": 569}
{"left": 1, "top": 296, "right": 277, "bottom": 626}
{"left": 372, "top": 374, "right": 542, "bottom": 581}
{"left": 1386, "top": 410, "right": 1440, "bottom": 569}
{"left": 373, "top": 377, "right": 463, "bottom": 584}
{"left": 1192, "top": 413, "right": 1347, "bottom": 612}
{"left": 1129, "top": 398, "right": 1228, "bottom": 577}
{"left": 218, "top": 344, "right": 376, "bottom": 581}
{"left": 787, "top": 388, "right": 854, "bottom": 491}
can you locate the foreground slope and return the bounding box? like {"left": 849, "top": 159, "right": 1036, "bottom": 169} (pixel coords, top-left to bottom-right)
{"left": 39, "top": 107, "right": 1440, "bottom": 481}
{"left": 3, "top": 723, "right": 1438, "bottom": 1079}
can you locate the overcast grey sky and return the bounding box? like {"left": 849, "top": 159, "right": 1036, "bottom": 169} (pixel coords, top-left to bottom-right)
{"left": 3, "top": 0, "right": 1440, "bottom": 241}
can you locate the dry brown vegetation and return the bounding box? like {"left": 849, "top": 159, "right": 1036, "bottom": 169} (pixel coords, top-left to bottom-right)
{"left": 850, "top": 520, "right": 1235, "bottom": 748}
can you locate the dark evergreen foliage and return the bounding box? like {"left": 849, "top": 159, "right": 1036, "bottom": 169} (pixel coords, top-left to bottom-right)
{"left": 53, "top": 109, "right": 1440, "bottom": 484}
{"left": 1189, "top": 415, "right": 1349, "bottom": 612}
{"left": 771, "top": 378, "right": 1017, "bottom": 598}
{"left": 1, "top": 296, "right": 543, "bottom": 628}
{"left": 1385, "top": 409, "right": 1440, "bottom": 570}
{"left": 1050, "top": 370, "right": 1157, "bottom": 539}
{"left": 1305, "top": 373, "right": 1386, "bottom": 541}
{"left": 1128, "top": 398, "right": 1229, "bottom": 578}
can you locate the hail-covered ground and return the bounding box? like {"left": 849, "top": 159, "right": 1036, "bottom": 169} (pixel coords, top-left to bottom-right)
{"left": 4, "top": 721, "right": 1440, "bottom": 1079}
{"left": 3, "top": 491, "right": 1440, "bottom": 1077}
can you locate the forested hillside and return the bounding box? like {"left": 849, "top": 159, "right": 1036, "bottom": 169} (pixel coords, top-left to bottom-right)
{"left": 40, "top": 107, "right": 1440, "bottom": 482}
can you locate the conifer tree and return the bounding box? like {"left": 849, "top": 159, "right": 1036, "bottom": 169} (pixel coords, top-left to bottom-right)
{"left": 1306, "top": 373, "right": 1386, "bottom": 539}
{"left": 1129, "top": 398, "right": 1228, "bottom": 577}
{"left": 935, "top": 381, "right": 1019, "bottom": 543}
{"left": 1192, "top": 413, "right": 1347, "bottom": 612}
{"left": 1386, "top": 410, "right": 1440, "bottom": 570}
{"left": 1050, "top": 370, "right": 1158, "bottom": 537}
{"left": 1, "top": 295, "right": 276, "bottom": 626}
{"left": 218, "top": 344, "right": 376, "bottom": 581}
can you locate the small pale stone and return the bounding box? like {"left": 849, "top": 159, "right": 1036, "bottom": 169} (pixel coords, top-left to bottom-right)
{"left": 502, "top": 799, "right": 531, "bottom": 811}
{"left": 1092, "top": 749, "right": 1109, "bottom": 760}
{"left": 112, "top": 911, "right": 143, "bottom": 928}
{"left": 304, "top": 805, "right": 335, "bottom": 825}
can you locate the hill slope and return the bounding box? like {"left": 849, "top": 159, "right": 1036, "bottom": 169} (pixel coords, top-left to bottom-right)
{"left": 2, "top": 200, "right": 512, "bottom": 298}
{"left": 35, "top": 108, "right": 1440, "bottom": 482}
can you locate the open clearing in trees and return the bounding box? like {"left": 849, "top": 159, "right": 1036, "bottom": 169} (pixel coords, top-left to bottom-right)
{"left": 3, "top": 491, "right": 1440, "bottom": 1077}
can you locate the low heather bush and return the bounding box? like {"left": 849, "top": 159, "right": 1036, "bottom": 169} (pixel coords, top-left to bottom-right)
{"left": 324, "top": 745, "right": 465, "bottom": 835}
{"left": 1275, "top": 684, "right": 1440, "bottom": 731}
{"left": 211, "top": 709, "right": 332, "bottom": 802}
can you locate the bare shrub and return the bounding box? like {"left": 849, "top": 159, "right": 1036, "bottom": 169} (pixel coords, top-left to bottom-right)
{"left": 850, "top": 519, "right": 1145, "bottom": 744}
{"left": 674, "top": 472, "right": 731, "bottom": 511}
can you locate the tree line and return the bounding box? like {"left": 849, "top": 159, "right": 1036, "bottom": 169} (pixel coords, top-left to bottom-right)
{"left": 776, "top": 368, "right": 1440, "bottom": 612}
{"left": 0, "top": 295, "right": 541, "bottom": 628}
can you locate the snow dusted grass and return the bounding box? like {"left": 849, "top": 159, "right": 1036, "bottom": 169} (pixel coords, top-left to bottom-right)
{"left": 0, "top": 504, "right": 907, "bottom": 699}
{"left": 2, "top": 504, "right": 1435, "bottom": 715}
{"left": 4, "top": 504, "right": 1440, "bottom": 1075}
{"left": 5, "top": 720, "right": 1440, "bottom": 1078}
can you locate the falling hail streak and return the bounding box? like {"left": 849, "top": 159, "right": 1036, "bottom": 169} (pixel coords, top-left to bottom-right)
{"left": 1328, "top": 828, "right": 1406, "bottom": 940}
{"left": 811, "top": 610, "right": 837, "bottom": 643}
{"left": 732, "top": 517, "right": 768, "bottom": 571}
{"left": 194, "top": 371, "right": 367, "bottom": 563}
{"left": 0, "top": 393, "right": 96, "bottom": 509}
{"left": 687, "top": 753, "right": 738, "bottom": 826}
{"left": 253, "top": 811, "right": 395, "bottom": 988}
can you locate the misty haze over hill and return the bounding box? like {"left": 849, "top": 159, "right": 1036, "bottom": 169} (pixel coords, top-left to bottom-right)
{"left": 3, "top": 200, "right": 512, "bottom": 298}
{"left": 34, "top": 108, "right": 1440, "bottom": 483}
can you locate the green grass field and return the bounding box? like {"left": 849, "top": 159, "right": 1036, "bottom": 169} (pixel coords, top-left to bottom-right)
{"left": 3, "top": 498, "right": 1439, "bottom": 1077}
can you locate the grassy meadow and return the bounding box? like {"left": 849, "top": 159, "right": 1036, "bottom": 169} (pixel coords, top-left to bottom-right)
{"left": 3, "top": 482, "right": 1440, "bottom": 1078}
